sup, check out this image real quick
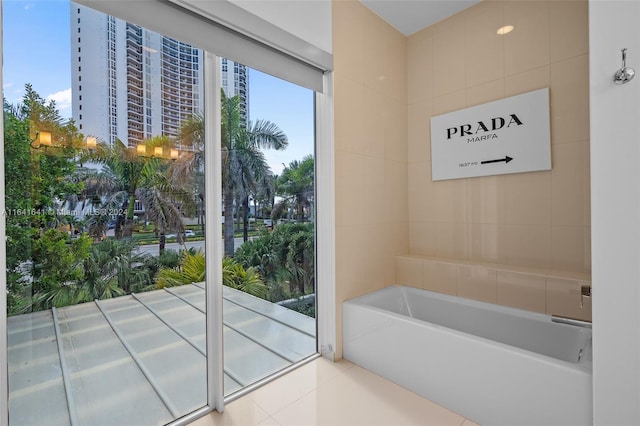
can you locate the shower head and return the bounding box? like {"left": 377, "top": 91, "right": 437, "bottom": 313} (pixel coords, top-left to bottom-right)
{"left": 614, "top": 48, "right": 635, "bottom": 85}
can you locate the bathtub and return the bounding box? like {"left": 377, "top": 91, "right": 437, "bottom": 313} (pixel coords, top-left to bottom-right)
{"left": 343, "top": 285, "right": 592, "bottom": 426}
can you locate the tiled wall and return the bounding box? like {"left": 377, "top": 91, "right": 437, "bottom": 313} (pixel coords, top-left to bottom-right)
{"left": 407, "top": 0, "right": 590, "bottom": 274}
{"left": 405, "top": 0, "right": 591, "bottom": 318}
{"left": 333, "top": 0, "right": 590, "bottom": 356}
{"left": 397, "top": 255, "right": 591, "bottom": 321}
{"left": 333, "top": 1, "right": 408, "bottom": 358}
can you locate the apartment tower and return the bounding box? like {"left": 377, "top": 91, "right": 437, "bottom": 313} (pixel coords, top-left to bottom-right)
{"left": 71, "top": 3, "right": 248, "bottom": 146}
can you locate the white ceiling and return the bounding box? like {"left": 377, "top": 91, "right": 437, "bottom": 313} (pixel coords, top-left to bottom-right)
{"left": 360, "top": 0, "right": 481, "bottom": 36}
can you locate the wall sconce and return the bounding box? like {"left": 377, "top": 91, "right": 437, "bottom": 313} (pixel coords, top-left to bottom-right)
{"left": 135, "top": 143, "right": 179, "bottom": 160}
{"left": 85, "top": 136, "right": 97, "bottom": 150}
{"left": 30, "top": 131, "right": 52, "bottom": 149}
{"left": 136, "top": 144, "right": 147, "bottom": 156}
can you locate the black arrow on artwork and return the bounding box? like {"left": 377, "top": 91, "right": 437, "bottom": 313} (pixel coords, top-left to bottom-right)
{"left": 481, "top": 156, "right": 513, "bottom": 165}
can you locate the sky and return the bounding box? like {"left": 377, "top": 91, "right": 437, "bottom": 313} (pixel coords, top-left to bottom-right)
{"left": 2, "top": 0, "right": 314, "bottom": 176}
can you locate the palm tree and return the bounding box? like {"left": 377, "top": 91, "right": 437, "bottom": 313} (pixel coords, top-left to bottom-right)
{"left": 234, "top": 222, "right": 315, "bottom": 298}
{"left": 83, "top": 239, "right": 152, "bottom": 295}
{"left": 156, "top": 250, "right": 268, "bottom": 298}
{"left": 274, "top": 156, "right": 314, "bottom": 222}
{"left": 83, "top": 137, "right": 194, "bottom": 253}
{"left": 221, "top": 94, "right": 288, "bottom": 254}
{"left": 174, "top": 92, "right": 288, "bottom": 256}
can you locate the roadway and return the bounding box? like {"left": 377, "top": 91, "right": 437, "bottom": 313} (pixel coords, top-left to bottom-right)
{"left": 136, "top": 237, "right": 251, "bottom": 256}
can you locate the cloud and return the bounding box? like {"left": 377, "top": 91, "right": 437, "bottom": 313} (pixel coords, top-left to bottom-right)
{"left": 46, "top": 88, "right": 72, "bottom": 118}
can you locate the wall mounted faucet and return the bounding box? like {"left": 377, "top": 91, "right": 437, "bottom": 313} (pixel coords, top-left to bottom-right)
{"left": 580, "top": 285, "right": 592, "bottom": 308}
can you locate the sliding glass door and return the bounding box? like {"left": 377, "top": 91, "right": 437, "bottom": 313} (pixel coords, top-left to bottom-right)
{"left": 219, "top": 62, "right": 317, "bottom": 397}
{"left": 2, "top": 1, "right": 324, "bottom": 424}
{"left": 3, "top": 3, "right": 210, "bottom": 424}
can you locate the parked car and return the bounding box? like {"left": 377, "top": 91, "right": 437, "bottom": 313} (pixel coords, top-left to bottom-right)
{"left": 166, "top": 230, "right": 195, "bottom": 239}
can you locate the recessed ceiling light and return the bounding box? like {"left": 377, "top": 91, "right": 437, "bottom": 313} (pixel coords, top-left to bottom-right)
{"left": 497, "top": 25, "right": 514, "bottom": 35}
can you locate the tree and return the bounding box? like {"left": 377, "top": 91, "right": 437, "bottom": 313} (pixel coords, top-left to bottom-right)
{"left": 234, "top": 222, "right": 315, "bottom": 299}
{"left": 82, "top": 239, "right": 152, "bottom": 296}
{"left": 174, "top": 92, "right": 288, "bottom": 256}
{"left": 274, "top": 155, "right": 314, "bottom": 222}
{"left": 155, "top": 250, "right": 268, "bottom": 298}
{"left": 83, "top": 137, "right": 194, "bottom": 253}
{"left": 21, "top": 229, "right": 92, "bottom": 313}
{"left": 4, "top": 86, "right": 85, "bottom": 314}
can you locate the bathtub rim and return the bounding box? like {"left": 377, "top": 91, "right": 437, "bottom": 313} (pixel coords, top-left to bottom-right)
{"left": 343, "top": 285, "right": 593, "bottom": 372}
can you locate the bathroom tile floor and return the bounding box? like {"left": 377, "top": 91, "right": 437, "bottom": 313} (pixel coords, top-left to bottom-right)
{"left": 191, "top": 357, "right": 481, "bottom": 426}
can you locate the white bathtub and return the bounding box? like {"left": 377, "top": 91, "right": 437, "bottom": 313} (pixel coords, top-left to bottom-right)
{"left": 343, "top": 285, "right": 592, "bottom": 426}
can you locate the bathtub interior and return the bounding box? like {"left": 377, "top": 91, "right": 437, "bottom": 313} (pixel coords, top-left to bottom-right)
{"left": 349, "top": 285, "right": 592, "bottom": 364}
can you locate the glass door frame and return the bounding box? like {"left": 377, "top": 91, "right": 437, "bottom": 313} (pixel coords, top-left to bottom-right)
{"left": 0, "top": 3, "right": 336, "bottom": 422}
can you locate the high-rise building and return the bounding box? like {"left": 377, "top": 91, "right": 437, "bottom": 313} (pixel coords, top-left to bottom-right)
{"left": 71, "top": 3, "right": 247, "bottom": 147}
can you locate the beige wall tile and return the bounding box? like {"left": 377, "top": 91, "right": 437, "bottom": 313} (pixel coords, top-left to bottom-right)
{"left": 361, "top": 89, "right": 385, "bottom": 158}
{"left": 385, "top": 100, "right": 409, "bottom": 163}
{"left": 363, "top": 155, "right": 385, "bottom": 188}
{"left": 466, "top": 79, "right": 505, "bottom": 107}
{"left": 335, "top": 149, "right": 364, "bottom": 182}
{"left": 464, "top": 6, "right": 505, "bottom": 87}
{"left": 550, "top": 55, "right": 590, "bottom": 144}
{"left": 457, "top": 265, "right": 497, "bottom": 303}
{"left": 407, "top": 36, "right": 433, "bottom": 104}
{"left": 583, "top": 226, "right": 591, "bottom": 271}
{"left": 333, "top": 0, "right": 409, "bottom": 358}
{"left": 409, "top": 221, "right": 437, "bottom": 256}
{"left": 467, "top": 175, "right": 507, "bottom": 225}
{"left": 504, "top": 1, "right": 550, "bottom": 76}
{"left": 549, "top": 0, "right": 589, "bottom": 63}
{"left": 435, "top": 223, "right": 468, "bottom": 259}
{"left": 497, "top": 271, "right": 546, "bottom": 313}
{"left": 424, "top": 260, "right": 457, "bottom": 295}
{"left": 360, "top": 6, "right": 389, "bottom": 92}
{"left": 396, "top": 257, "right": 424, "bottom": 288}
{"left": 332, "top": 1, "right": 366, "bottom": 83}
{"left": 409, "top": 162, "right": 436, "bottom": 223}
{"left": 505, "top": 171, "right": 552, "bottom": 225}
{"left": 384, "top": 160, "right": 408, "bottom": 223}
{"left": 363, "top": 18, "right": 406, "bottom": 102}
{"left": 408, "top": 100, "right": 432, "bottom": 164}
{"left": 433, "top": 89, "right": 466, "bottom": 116}
{"left": 384, "top": 224, "right": 410, "bottom": 283}
{"left": 335, "top": 167, "right": 364, "bottom": 227}
{"left": 551, "top": 141, "right": 589, "bottom": 226}
{"left": 468, "top": 223, "right": 507, "bottom": 264}
{"left": 435, "top": 179, "right": 467, "bottom": 223}
{"left": 546, "top": 277, "right": 592, "bottom": 321}
{"left": 433, "top": 18, "right": 466, "bottom": 97}
{"left": 359, "top": 224, "right": 389, "bottom": 289}
{"left": 460, "top": 0, "right": 503, "bottom": 21}
{"left": 505, "top": 66, "right": 551, "bottom": 97}
{"left": 552, "top": 226, "right": 590, "bottom": 273}
{"left": 506, "top": 224, "right": 552, "bottom": 269}
{"left": 334, "top": 77, "right": 365, "bottom": 154}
